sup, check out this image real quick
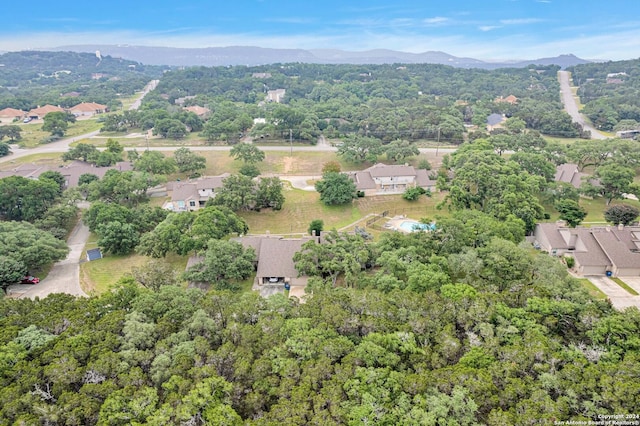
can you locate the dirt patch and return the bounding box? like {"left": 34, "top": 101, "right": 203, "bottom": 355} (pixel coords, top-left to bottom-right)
{"left": 283, "top": 156, "right": 294, "bottom": 174}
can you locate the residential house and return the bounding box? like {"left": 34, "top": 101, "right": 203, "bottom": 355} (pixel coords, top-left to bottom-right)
{"left": 616, "top": 129, "right": 640, "bottom": 139}
{"left": 252, "top": 72, "right": 272, "bottom": 78}
{"left": 183, "top": 105, "right": 211, "bottom": 118}
{"left": 233, "top": 235, "right": 313, "bottom": 298}
{"left": 69, "top": 102, "right": 108, "bottom": 117}
{"left": 163, "top": 174, "right": 229, "bottom": 211}
{"left": 534, "top": 222, "right": 640, "bottom": 276}
{"left": 0, "top": 160, "right": 133, "bottom": 188}
{"left": 27, "top": 105, "right": 65, "bottom": 120}
{"left": 266, "top": 89, "right": 286, "bottom": 103}
{"left": 348, "top": 163, "right": 437, "bottom": 196}
{"left": 0, "top": 107, "right": 26, "bottom": 123}
{"left": 555, "top": 163, "right": 588, "bottom": 189}
{"left": 486, "top": 113, "right": 506, "bottom": 131}
{"left": 495, "top": 95, "right": 518, "bottom": 104}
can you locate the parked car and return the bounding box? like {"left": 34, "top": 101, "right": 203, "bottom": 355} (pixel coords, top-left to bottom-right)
{"left": 20, "top": 276, "right": 40, "bottom": 284}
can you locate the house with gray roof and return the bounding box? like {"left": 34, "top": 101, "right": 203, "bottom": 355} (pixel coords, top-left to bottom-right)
{"left": 163, "top": 174, "right": 230, "bottom": 211}
{"left": 534, "top": 222, "right": 640, "bottom": 276}
{"left": 348, "top": 163, "right": 436, "bottom": 196}
{"left": 555, "top": 163, "right": 589, "bottom": 189}
{"left": 0, "top": 160, "right": 132, "bottom": 188}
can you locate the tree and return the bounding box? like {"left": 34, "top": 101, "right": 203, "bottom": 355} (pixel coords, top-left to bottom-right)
{"left": 86, "top": 170, "right": 160, "bottom": 206}
{"left": 133, "top": 151, "right": 176, "bottom": 175}
{"left": 97, "top": 221, "right": 140, "bottom": 255}
{"left": 78, "top": 173, "right": 99, "bottom": 187}
{"left": 337, "top": 135, "right": 384, "bottom": 163}
{"left": 0, "top": 142, "right": 9, "bottom": 157}
{"left": 315, "top": 172, "right": 358, "bottom": 205}
{"left": 0, "top": 125, "right": 21, "bottom": 142}
{"left": 173, "top": 147, "right": 206, "bottom": 175}
{"left": 555, "top": 199, "right": 587, "bottom": 228}
{"left": 0, "top": 255, "right": 27, "bottom": 294}
{"left": 62, "top": 143, "right": 99, "bottom": 163}
{"left": 211, "top": 174, "right": 257, "bottom": 211}
{"left": 308, "top": 219, "right": 324, "bottom": 236}
{"left": 183, "top": 239, "right": 255, "bottom": 290}
{"left": 131, "top": 259, "right": 181, "bottom": 291}
{"left": 42, "top": 111, "right": 75, "bottom": 137}
{"left": 238, "top": 163, "right": 261, "bottom": 178}
{"left": 402, "top": 186, "right": 429, "bottom": 201}
{"left": 582, "top": 163, "right": 635, "bottom": 205}
{"left": 0, "top": 221, "right": 68, "bottom": 292}
{"left": 322, "top": 161, "right": 341, "bottom": 174}
{"left": 604, "top": 204, "right": 640, "bottom": 226}
{"left": 38, "top": 170, "right": 66, "bottom": 194}
{"left": 0, "top": 175, "right": 60, "bottom": 222}
{"left": 230, "top": 143, "right": 265, "bottom": 164}
{"left": 255, "top": 177, "right": 285, "bottom": 210}
{"left": 153, "top": 118, "right": 187, "bottom": 139}
{"left": 385, "top": 139, "right": 420, "bottom": 163}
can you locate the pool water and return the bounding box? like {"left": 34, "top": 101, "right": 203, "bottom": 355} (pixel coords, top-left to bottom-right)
{"left": 398, "top": 221, "right": 435, "bottom": 232}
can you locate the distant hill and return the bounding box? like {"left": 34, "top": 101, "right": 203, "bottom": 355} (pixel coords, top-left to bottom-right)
{"left": 47, "top": 45, "right": 593, "bottom": 69}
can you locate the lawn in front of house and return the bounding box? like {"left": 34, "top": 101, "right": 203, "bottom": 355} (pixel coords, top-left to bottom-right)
{"left": 575, "top": 278, "right": 608, "bottom": 300}
{"left": 17, "top": 119, "right": 102, "bottom": 148}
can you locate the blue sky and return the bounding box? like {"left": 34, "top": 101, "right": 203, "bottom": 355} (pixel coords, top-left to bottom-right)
{"left": 2, "top": 0, "right": 639, "bottom": 60}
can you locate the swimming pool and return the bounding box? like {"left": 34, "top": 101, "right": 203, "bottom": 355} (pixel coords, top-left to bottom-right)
{"left": 398, "top": 220, "right": 435, "bottom": 232}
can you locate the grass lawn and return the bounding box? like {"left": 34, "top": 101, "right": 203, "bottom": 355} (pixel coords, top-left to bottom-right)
{"left": 240, "top": 188, "right": 447, "bottom": 235}
{"left": 576, "top": 278, "right": 608, "bottom": 300}
{"left": 611, "top": 277, "right": 640, "bottom": 296}
{"left": 18, "top": 119, "right": 102, "bottom": 148}
{"left": 80, "top": 233, "right": 188, "bottom": 294}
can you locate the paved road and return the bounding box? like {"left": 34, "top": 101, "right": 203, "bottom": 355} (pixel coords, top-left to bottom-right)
{"left": 8, "top": 220, "right": 89, "bottom": 299}
{"left": 587, "top": 276, "right": 640, "bottom": 310}
{"left": 558, "top": 70, "right": 607, "bottom": 140}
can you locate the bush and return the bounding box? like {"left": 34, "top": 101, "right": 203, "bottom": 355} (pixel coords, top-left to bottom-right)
{"left": 565, "top": 256, "right": 575, "bottom": 269}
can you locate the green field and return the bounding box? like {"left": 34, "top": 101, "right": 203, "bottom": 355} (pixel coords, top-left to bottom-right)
{"left": 17, "top": 119, "right": 102, "bottom": 148}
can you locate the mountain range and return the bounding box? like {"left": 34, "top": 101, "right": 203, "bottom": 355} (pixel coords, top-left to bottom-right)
{"left": 40, "top": 45, "right": 592, "bottom": 69}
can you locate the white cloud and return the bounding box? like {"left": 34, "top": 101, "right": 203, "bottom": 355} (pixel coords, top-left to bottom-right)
{"left": 478, "top": 25, "right": 501, "bottom": 32}
{"left": 423, "top": 17, "right": 449, "bottom": 25}
{"left": 499, "top": 18, "right": 544, "bottom": 25}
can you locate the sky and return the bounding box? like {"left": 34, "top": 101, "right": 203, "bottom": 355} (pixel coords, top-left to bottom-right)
{"left": 2, "top": 0, "right": 640, "bottom": 61}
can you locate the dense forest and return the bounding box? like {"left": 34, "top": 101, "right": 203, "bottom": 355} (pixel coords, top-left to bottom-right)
{"left": 0, "top": 51, "right": 163, "bottom": 110}
{"left": 140, "top": 63, "right": 583, "bottom": 143}
{"left": 1, "top": 232, "right": 638, "bottom": 424}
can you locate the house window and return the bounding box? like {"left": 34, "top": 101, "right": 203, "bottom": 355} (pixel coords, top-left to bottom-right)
{"left": 189, "top": 201, "right": 196, "bottom": 207}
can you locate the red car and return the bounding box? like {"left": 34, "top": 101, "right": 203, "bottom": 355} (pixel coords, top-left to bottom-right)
{"left": 20, "top": 276, "right": 40, "bottom": 284}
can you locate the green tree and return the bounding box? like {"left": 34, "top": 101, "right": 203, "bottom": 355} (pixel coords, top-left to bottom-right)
{"left": 62, "top": 143, "right": 99, "bottom": 163}
{"left": 402, "top": 186, "right": 429, "bottom": 201}
{"left": 38, "top": 170, "right": 66, "bottom": 194}
{"left": 153, "top": 118, "right": 187, "bottom": 139}
{"left": 211, "top": 174, "right": 257, "bottom": 211}
{"left": 229, "top": 143, "right": 265, "bottom": 164}
{"left": 131, "top": 259, "right": 181, "bottom": 291}
{"left": 604, "top": 204, "right": 640, "bottom": 226}
{"left": 555, "top": 199, "right": 587, "bottom": 227}
{"left": 173, "top": 147, "right": 206, "bottom": 175}
{"left": 0, "top": 125, "right": 21, "bottom": 142}
{"left": 582, "top": 163, "right": 635, "bottom": 205}
{"left": 97, "top": 221, "right": 140, "bottom": 255}
{"left": 385, "top": 139, "right": 420, "bottom": 163}
{"left": 42, "top": 111, "right": 75, "bottom": 137}
{"left": 308, "top": 219, "right": 324, "bottom": 236}
{"left": 322, "top": 161, "right": 341, "bottom": 174}
{"left": 255, "top": 177, "right": 285, "bottom": 210}
{"left": 183, "top": 239, "right": 255, "bottom": 290}
{"left": 337, "top": 135, "right": 384, "bottom": 163}
{"left": 315, "top": 172, "right": 358, "bottom": 205}
{"left": 0, "top": 255, "right": 27, "bottom": 294}
{"left": 0, "top": 175, "right": 60, "bottom": 222}
{"left": 0, "top": 142, "right": 9, "bottom": 157}
{"left": 0, "top": 221, "right": 68, "bottom": 290}
{"left": 133, "top": 151, "right": 176, "bottom": 175}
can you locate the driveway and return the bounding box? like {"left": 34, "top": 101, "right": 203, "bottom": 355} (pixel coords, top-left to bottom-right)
{"left": 587, "top": 276, "right": 640, "bottom": 310}
{"left": 558, "top": 70, "right": 607, "bottom": 140}
{"left": 8, "top": 220, "right": 89, "bottom": 299}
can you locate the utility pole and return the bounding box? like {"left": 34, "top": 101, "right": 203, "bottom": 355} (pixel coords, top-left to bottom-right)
{"left": 435, "top": 127, "right": 440, "bottom": 157}
{"left": 289, "top": 129, "right": 293, "bottom": 156}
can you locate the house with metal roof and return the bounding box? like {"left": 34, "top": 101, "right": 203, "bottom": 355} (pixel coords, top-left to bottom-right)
{"left": 534, "top": 222, "right": 640, "bottom": 276}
